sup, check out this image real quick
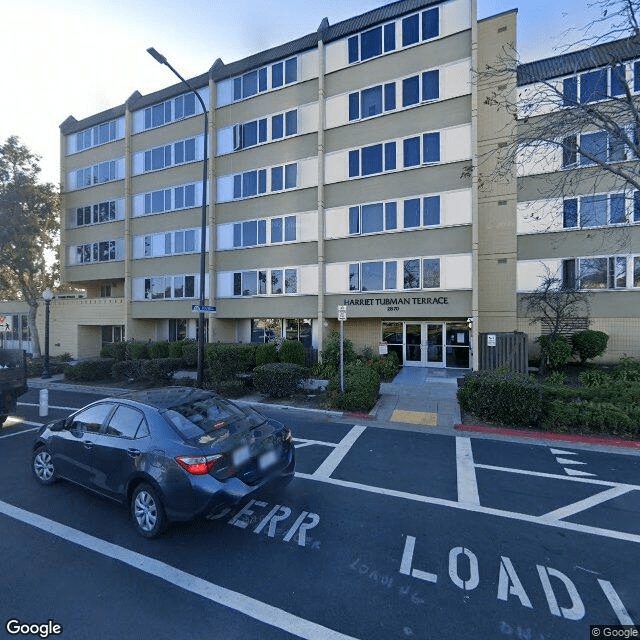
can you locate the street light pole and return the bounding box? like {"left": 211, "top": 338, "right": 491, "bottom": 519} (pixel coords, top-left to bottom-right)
{"left": 41, "top": 288, "right": 53, "bottom": 379}
{"left": 147, "top": 47, "right": 209, "bottom": 388}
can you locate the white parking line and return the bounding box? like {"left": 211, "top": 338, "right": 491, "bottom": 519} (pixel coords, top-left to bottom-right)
{"left": 542, "top": 486, "right": 634, "bottom": 521}
{"left": 18, "top": 402, "right": 78, "bottom": 411}
{"left": 455, "top": 437, "right": 479, "bottom": 505}
{"left": 0, "top": 499, "right": 358, "bottom": 640}
{"left": 313, "top": 425, "right": 366, "bottom": 479}
{"left": 294, "top": 473, "right": 640, "bottom": 544}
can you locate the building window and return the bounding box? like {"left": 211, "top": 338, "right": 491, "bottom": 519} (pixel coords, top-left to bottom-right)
{"left": 348, "top": 22, "right": 396, "bottom": 64}
{"left": 563, "top": 193, "right": 627, "bottom": 229}
{"left": 235, "top": 268, "right": 297, "bottom": 296}
{"left": 349, "top": 142, "right": 396, "bottom": 178}
{"left": 144, "top": 275, "right": 195, "bottom": 300}
{"left": 169, "top": 319, "right": 187, "bottom": 342}
{"left": 634, "top": 257, "right": 640, "bottom": 287}
{"left": 403, "top": 132, "right": 440, "bottom": 167}
{"left": 100, "top": 285, "right": 111, "bottom": 298}
{"left": 75, "top": 200, "right": 117, "bottom": 227}
{"left": 144, "top": 137, "right": 196, "bottom": 172}
{"left": 563, "top": 257, "right": 628, "bottom": 289}
{"left": 75, "top": 120, "right": 118, "bottom": 151}
{"left": 75, "top": 160, "right": 117, "bottom": 188}
{"left": 75, "top": 240, "right": 118, "bottom": 264}
{"left": 348, "top": 261, "right": 397, "bottom": 292}
{"left": 403, "top": 257, "right": 440, "bottom": 289}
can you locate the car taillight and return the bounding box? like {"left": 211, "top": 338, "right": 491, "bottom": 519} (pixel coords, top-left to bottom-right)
{"left": 284, "top": 428, "right": 293, "bottom": 444}
{"left": 175, "top": 454, "right": 222, "bottom": 475}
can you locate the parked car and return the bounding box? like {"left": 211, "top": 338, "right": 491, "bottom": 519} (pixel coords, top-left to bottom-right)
{"left": 0, "top": 349, "right": 27, "bottom": 426}
{"left": 32, "top": 387, "right": 295, "bottom": 538}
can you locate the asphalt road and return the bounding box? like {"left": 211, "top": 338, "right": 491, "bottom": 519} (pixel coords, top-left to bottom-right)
{"left": 0, "top": 387, "right": 638, "bottom": 640}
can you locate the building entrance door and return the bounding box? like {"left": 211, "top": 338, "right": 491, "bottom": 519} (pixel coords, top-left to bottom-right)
{"left": 403, "top": 322, "right": 445, "bottom": 367}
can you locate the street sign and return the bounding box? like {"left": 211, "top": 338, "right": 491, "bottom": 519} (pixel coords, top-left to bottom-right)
{"left": 191, "top": 304, "right": 217, "bottom": 313}
{"left": 337, "top": 305, "right": 347, "bottom": 312}
{"left": 338, "top": 311, "right": 347, "bottom": 321}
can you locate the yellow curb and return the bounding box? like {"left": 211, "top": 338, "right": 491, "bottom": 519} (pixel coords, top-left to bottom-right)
{"left": 390, "top": 409, "right": 438, "bottom": 426}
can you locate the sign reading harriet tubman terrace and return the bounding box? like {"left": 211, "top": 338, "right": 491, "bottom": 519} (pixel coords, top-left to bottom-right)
{"left": 328, "top": 292, "right": 470, "bottom": 318}
{"left": 343, "top": 296, "right": 449, "bottom": 307}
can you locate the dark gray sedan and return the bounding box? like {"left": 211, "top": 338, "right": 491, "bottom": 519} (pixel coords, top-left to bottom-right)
{"left": 32, "top": 387, "right": 295, "bottom": 538}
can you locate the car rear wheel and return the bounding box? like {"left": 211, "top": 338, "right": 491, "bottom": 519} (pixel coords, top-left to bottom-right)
{"left": 33, "top": 447, "right": 57, "bottom": 485}
{"left": 131, "top": 483, "right": 166, "bottom": 538}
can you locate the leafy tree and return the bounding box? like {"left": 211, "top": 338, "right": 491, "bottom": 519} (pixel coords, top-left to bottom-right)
{"left": 0, "top": 136, "right": 59, "bottom": 357}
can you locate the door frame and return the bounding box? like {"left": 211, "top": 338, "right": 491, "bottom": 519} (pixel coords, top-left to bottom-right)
{"left": 402, "top": 321, "right": 446, "bottom": 368}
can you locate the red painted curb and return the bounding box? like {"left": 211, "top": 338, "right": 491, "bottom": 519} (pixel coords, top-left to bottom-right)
{"left": 454, "top": 424, "right": 640, "bottom": 449}
{"left": 345, "top": 412, "right": 375, "bottom": 420}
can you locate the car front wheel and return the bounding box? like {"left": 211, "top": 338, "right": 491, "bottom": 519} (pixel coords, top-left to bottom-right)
{"left": 131, "top": 483, "right": 167, "bottom": 538}
{"left": 33, "top": 447, "right": 57, "bottom": 485}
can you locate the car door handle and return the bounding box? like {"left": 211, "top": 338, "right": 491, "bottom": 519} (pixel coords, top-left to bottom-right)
{"left": 83, "top": 440, "right": 93, "bottom": 449}
{"left": 127, "top": 448, "right": 141, "bottom": 458}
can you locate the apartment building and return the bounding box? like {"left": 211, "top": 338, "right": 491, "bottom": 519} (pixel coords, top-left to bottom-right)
{"left": 54, "top": 0, "right": 638, "bottom": 367}
{"left": 516, "top": 38, "right": 640, "bottom": 361}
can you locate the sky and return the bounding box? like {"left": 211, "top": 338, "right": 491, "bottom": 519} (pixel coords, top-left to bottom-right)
{"left": 1, "top": 0, "right": 605, "bottom": 185}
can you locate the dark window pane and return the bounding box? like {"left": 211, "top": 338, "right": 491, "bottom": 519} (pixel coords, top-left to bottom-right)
{"left": 271, "top": 270, "right": 283, "bottom": 294}
{"left": 271, "top": 217, "right": 283, "bottom": 242}
{"left": 563, "top": 77, "right": 577, "bottom": 106}
{"left": 349, "top": 93, "right": 360, "bottom": 120}
{"left": 635, "top": 257, "right": 640, "bottom": 287}
{"left": 349, "top": 150, "right": 360, "bottom": 177}
{"left": 362, "top": 144, "right": 383, "bottom": 175}
{"left": 285, "top": 110, "right": 297, "bottom": 135}
{"left": 610, "top": 64, "right": 627, "bottom": 96}
{"left": 349, "top": 263, "right": 360, "bottom": 291}
{"left": 258, "top": 67, "right": 267, "bottom": 92}
{"left": 384, "top": 142, "right": 396, "bottom": 171}
{"left": 285, "top": 58, "right": 297, "bottom": 83}
{"left": 361, "top": 86, "right": 382, "bottom": 118}
{"left": 349, "top": 206, "right": 360, "bottom": 234}
{"left": 348, "top": 36, "right": 359, "bottom": 63}
{"left": 362, "top": 261, "right": 383, "bottom": 291}
{"left": 272, "top": 114, "right": 284, "bottom": 139}
{"left": 403, "top": 76, "right": 420, "bottom": 106}
{"left": 580, "top": 131, "right": 607, "bottom": 165}
{"left": 272, "top": 62, "right": 283, "bottom": 88}
{"left": 635, "top": 61, "right": 640, "bottom": 92}
{"left": 242, "top": 271, "right": 257, "bottom": 296}
{"left": 423, "top": 132, "right": 440, "bottom": 163}
{"left": 271, "top": 166, "right": 283, "bottom": 191}
{"left": 384, "top": 23, "right": 395, "bottom": 51}
{"left": 185, "top": 276, "right": 195, "bottom": 297}
{"left": 562, "top": 259, "right": 576, "bottom": 289}
{"left": 284, "top": 215, "right": 296, "bottom": 241}
{"left": 285, "top": 269, "right": 297, "bottom": 294}
{"left": 258, "top": 169, "right": 267, "bottom": 194}
{"left": 609, "top": 134, "right": 626, "bottom": 162}
{"left": 579, "top": 257, "right": 607, "bottom": 289}
{"left": 243, "top": 120, "right": 257, "bottom": 147}
{"left": 402, "top": 14, "right": 420, "bottom": 46}
{"left": 404, "top": 199, "right": 421, "bottom": 228}
{"left": 581, "top": 194, "right": 607, "bottom": 227}
{"left": 422, "top": 8, "right": 439, "bottom": 40}
{"left": 284, "top": 163, "right": 297, "bottom": 188}
{"left": 610, "top": 193, "right": 625, "bottom": 223}
{"left": 403, "top": 259, "right": 420, "bottom": 289}
{"left": 243, "top": 220, "right": 257, "bottom": 246}
{"left": 233, "top": 272, "right": 242, "bottom": 296}
{"left": 361, "top": 203, "right": 384, "bottom": 234}
{"left": 423, "top": 258, "right": 440, "bottom": 288}
{"left": 635, "top": 191, "right": 640, "bottom": 222}
{"left": 384, "top": 83, "right": 396, "bottom": 111}
{"left": 233, "top": 174, "right": 242, "bottom": 199}
{"left": 258, "top": 270, "right": 267, "bottom": 295}
{"left": 243, "top": 71, "right": 258, "bottom": 98}
{"left": 361, "top": 27, "right": 382, "bottom": 61}
{"left": 385, "top": 202, "right": 397, "bottom": 229}
{"left": 580, "top": 69, "right": 607, "bottom": 103}
{"left": 258, "top": 220, "right": 267, "bottom": 244}
{"left": 422, "top": 70, "right": 439, "bottom": 101}
{"left": 563, "top": 199, "right": 577, "bottom": 228}
{"left": 403, "top": 137, "right": 420, "bottom": 167}
{"left": 258, "top": 118, "right": 267, "bottom": 143}
{"left": 242, "top": 171, "right": 257, "bottom": 198}
{"left": 385, "top": 261, "right": 397, "bottom": 289}
{"left": 423, "top": 195, "right": 440, "bottom": 225}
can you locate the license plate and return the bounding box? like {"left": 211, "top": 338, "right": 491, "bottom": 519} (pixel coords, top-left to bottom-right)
{"left": 258, "top": 449, "right": 278, "bottom": 470}
{"left": 232, "top": 445, "right": 250, "bottom": 467}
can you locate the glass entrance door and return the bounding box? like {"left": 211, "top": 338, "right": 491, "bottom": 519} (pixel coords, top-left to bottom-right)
{"left": 426, "top": 323, "right": 444, "bottom": 366}
{"left": 403, "top": 322, "right": 445, "bottom": 367}
{"left": 404, "top": 323, "right": 422, "bottom": 366}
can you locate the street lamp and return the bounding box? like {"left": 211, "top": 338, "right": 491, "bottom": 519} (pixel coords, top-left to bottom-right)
{"left": 147, "top": 47, "right": 209, "bottom": 388}
{"left": 41, "top": 288, "right": 53, "bottom": 379}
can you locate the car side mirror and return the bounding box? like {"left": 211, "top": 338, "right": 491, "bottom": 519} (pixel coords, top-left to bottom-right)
{"left": 49, "top": 419, "right": 67, "bottom": 432}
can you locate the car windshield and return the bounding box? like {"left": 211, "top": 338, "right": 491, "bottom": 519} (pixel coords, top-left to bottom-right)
{"left": 163, "top": 396, "right": 265, "bottom": 444}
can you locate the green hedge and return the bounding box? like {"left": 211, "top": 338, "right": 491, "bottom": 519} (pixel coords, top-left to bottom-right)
{"left": 537, "top": 335, "right": 572, "bottom": 370}
{"left": 255, "top": 342, "right": 278, "bottom": 366}
{"left": 147, "top": 340, "right": 170, "bottom": 359}
{"left": 253, "top": 363, "right": 306, "bottom": 397}
{"left": 64, "top": 359, "right": 115, "bottom": 382}
{"left": 127, "top": 342, "right": 148, "bottom": 360}
{"left": 329, "top": 360, "right": 380, "bottom": 412}
{"left": 457, "top": 370, "right": 543, "bottom": 427}
{"left": 205, "top": 343, "right": 257, "bottom": 384}
{"left": 543, "top": 399, "right": 639, "bottom": 436}
{"left": 182, "top": 342, "right": 198, "bottom": 368}
{"left": 571, "top": 330, "right": 609, "bottom": 363}
{"left": 278, "top": 339, "right": 306, "bottom": 366}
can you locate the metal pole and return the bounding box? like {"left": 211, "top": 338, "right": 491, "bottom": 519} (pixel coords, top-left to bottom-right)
{"left": 147, "top": 48, "right": 208, "bottom": 388}
{"left": 42, "top": 300, "right": 51, "bottom": 379}
{"left": 339, "top": 319, "right": 344, "bottom": 393}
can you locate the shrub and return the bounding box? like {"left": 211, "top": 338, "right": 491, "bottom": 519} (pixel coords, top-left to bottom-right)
{"left": 100, "top": 341, "right": 127, "bottom": 361}
{"left": 329, "top": 360, "right": 380, "bottom": 412}
{"left": 578, "top": 369, "right": 611, "bottom": 387}
{"left": 612, "top": 356, "right": 640, "bottom": 383}
{"left": 543, "top": 371, "right": 567, "bottom": 386}
{"left": 147, "top": 340, "right": 170, "bottom": 359}
{"left": 181, "top": 342, "right": 198, "bottom": 368}
{"left": 127, "top": 342, "right": 148, "bottom": 360}
{"left": 213, "top": 379, "right": 250, "bottom": 398}
{"left": 255, "top": 342, "right": 278, "bottom": 366}
{"left": 141, "top": 358, "right": 183, "bottom": 385}
{"left": 543, "top": 399, "right": 638, "bottom": 436}
{"left": 278, "top": 339, "right": 306, "bottom": 366}
{"left": 375, "top": 351, "right": 401, "bottom": 381}
{"left": 64, "top": 359, "right": 115, "bottom": 382}
{"left": 111, "top": 359, "right": 146, "bottom": 382}
{"left": 457, "top": 370, "right": 543, "bottom": 427}
{"left": 537, "top": 335, "right": 572, "bottom": 370}
{"left": 205, "top": 343, "right": 257, "bottom": 385}
{"left": 320, "top": 331, "right": 356, "bottom": 376}
{"left": 253, "top": 363, "right": 306, "bottom": 397}
{"left": 571, "top": 330, "right": 609, "bottom": 363}
{"left": 168, "top": 340, "right": 187, "bottom": 359}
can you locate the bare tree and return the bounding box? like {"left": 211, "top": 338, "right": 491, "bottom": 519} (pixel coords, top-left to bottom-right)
{"left": 0, "top": 136, "right": 59, "bottom": 357}
{"left": 478, "top": 0, "right": 640, "bottom": 246}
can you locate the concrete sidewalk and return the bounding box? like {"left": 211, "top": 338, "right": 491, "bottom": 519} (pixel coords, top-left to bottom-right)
{"left": 372, "top": 367, "right": 464, "bottom": 428}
